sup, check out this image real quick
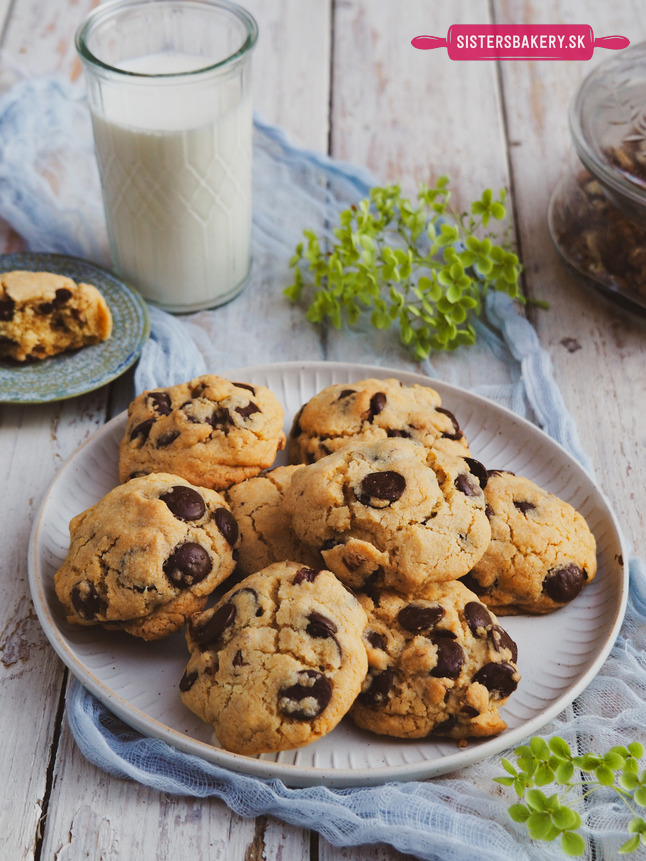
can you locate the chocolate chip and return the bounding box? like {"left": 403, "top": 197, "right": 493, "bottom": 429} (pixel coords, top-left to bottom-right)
{"left": 368, "top": 392, "right": 387, "bottom": 418}
{"left": 179, "top": 669, "right": 198, "bottom": 692}
{"left": 432, "top": 714, "right": 457, "bottom": 734}
{"left": 436, "top": 407, "right": 463, "bottom": 440}
{"left": 358, "top": 667, "right": 394, "bottom": 706}
{"left": 306, "top": 611, "right": 338, "bottom": 639}
{"left": 130, "top": 418, "right": 154, "bottom": 443}
{"left": 464, "top": 601, "right": 493, "bottom": 636}
{"left": 337, "top": 389, "right": 356, "bottom": 400}
{"left": 209, "top": 407, "right": 232, "bottom": 429}
{"left": 430, "top": 639, "right": 464, "bottom": 679}
{"left": 233, "top": 650, "right": 244, "bottom": 667}
{"left": 543, "top": 564, "right": 587, "bottom": 603}
{"left": 464, "top": 457, "right": 488, "bottom": 489}
{"left": 386, "top": 428, "right": 411, "bottom": 438}
{"left": 163, "top": 542, "right": 211, "bottom": 587}
{"left": 320, "top": 539, "right": 338, "bottom": 552}
{"left": 157, "top": 430, "right": 180, "bottom": 448}
{"left": 214, "top": 508, "right": 238, "bottom": 545}
{"left": 293, "top": 567, "right": 321, "bottom": 584}
{"left": 191, "top": 602, "right": 236, "bottom": 649}
{"left": 460, "top": 705, "right": 480, "bottom": 718}
{"left": 233, "top": 382, "right": 255, "bottom": 395}
{"left": 278, "top": 669, "right": 332, "bottom": 720}
{"left": 359, "top": 471, "right": 406, "bottom": 504}
{"left": 54, "top": 287, "right": 72, "bottom": 306}
{"left": 290, "top": 405, "right": 304, "bottom": 437}
{"left": 397, "top": 603, "right": 444, "bottom": 633}
{"left": 485, "top": 504, "right": 494, "bottom": 519}
{"left": 149, "top": 391, "right": 172, "bottom": 415}
{"left": 459, "top": 572, "right": 490, "bottom": 596}
{"left": 514, "top": 500, "right": 536, "bottom": 514}
{"left": 366, "top": 630, "right": 386, "bottom": 650}
{"left": 37, "top": 301, "right": 55, "bottom": 314}
{"left": 235, "top": 402, "right": 261, "bottom": 420}
{"left": 190, "top": 382, "right": 208, "bottom": 398}
{"left": 489, "top": 625, "right": 518, "bottom": 663}
{"left": 455, "top": 472, "right": 481, "bottom": 497}
{"left": 473, "top": 661, "right": 518, "bottom": 697}
{"left": 0, "top": 297, "right": 15, "bottom": 321}
{"left": 160, "top": 485, "right": 206, "bottom": 521}
{"left": 71, "top": 580, "right": 105, "bottom": 620}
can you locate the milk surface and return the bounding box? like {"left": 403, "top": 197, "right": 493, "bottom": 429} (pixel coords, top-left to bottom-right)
{"left": 91, "top": 51, "right": 252, "bottom": 311}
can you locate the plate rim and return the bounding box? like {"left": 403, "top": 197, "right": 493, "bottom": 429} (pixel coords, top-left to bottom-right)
{"left": 28, "top": 360, "right": 630, "bottom": 787}
{"left": 0, "top": 251, "right": 150, "bottom": 404}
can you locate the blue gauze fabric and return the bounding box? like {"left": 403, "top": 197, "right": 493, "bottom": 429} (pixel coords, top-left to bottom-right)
{"left": 2, "top": 76, "right": 645, "bottom": 861}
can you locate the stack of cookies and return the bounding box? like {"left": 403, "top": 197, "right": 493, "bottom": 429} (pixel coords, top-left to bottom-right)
{"left": 53, "top": 373, "right": 597, "bottom": 757}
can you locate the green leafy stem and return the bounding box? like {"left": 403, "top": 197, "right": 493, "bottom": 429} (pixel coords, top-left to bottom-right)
{"left": 284, "top": 178, "right": 524, "bottom": 359}
{"left": 494, "top": 736, "right": 646, "bottom": 856}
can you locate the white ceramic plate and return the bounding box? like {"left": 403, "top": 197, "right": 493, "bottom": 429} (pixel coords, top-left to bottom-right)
{"left": 28, "top": 361, "right": 628, "bottom": 787}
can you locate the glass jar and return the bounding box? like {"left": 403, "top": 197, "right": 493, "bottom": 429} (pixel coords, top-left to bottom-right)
{"left": 548, "top": 41, "right": 646, "bottom": 314}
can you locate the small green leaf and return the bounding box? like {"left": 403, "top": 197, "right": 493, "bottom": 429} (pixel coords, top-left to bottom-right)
{"left": 560, "top": 831, "right": 586, "bottom": 856}
{"left": 508, "top": 803, "right": 530, "bottom": 823}
{"left": 634, "top": 786, "right": 646, "bottom": 807}
{"left": 619, "top": 834, "right": 641, "bottom": 854}
{"left": 551, "top": 806, "right": 581, "bottom": 831}
{"left": 548, "top": 737, "right": 572, "bottom": 759}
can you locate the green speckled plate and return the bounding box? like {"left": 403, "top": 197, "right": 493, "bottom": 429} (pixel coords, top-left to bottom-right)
{"left": 0, "top": 253, "right": 149, "bottom": 403}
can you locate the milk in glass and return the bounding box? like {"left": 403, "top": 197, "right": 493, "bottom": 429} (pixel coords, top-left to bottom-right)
{"left": 90, "top": 51, "right": 253, "bottom": 312}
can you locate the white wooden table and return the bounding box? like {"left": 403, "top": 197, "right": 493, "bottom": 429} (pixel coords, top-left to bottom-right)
{"left": 1, "top": 2, "right": 645, "bottom": 859}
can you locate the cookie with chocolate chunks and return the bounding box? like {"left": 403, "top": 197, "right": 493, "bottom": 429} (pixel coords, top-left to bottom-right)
{"left": 350, "top": 581, "right": 520, "bottom": 740}
{"left": 283, "top": 438, "right": 491, "bottom": 593}
{"left": 462, "top": 470, "right": 597, "bottom": 614}
{"left": 118, "top": 375, "right": 286, "bottom": 490}
{"left": 180, "top": 561, "right": 368, "bottom": 755}
{"left": 287, "top": 377, "right": 470, "bottom": 464}
{"left": 54, "top": 473, "right": 238, "bottom": 640}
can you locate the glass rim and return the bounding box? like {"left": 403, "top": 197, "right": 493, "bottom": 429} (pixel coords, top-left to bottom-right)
{"left": 75, "top": 0, "right": 258, "bottom": 79}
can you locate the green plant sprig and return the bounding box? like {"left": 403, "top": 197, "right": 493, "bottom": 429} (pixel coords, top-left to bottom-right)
{"left": 284, "top": 178, "right": 523, "bottom": 359}
{"left": 494, "top": 735, "right": 646, "bottom": 856}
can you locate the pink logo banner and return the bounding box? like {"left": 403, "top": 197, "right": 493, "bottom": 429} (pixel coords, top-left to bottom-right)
{"left": 411, "top": 25, "right": 629, "bottom": 61}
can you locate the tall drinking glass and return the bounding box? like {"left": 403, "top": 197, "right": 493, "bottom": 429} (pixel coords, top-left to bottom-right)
{"left": 76, "top": 0, "right": 258, "bottom": 312}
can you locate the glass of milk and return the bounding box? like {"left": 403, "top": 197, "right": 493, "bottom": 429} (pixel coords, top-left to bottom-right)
{"left": 76, "top": 0, "right": 258, "bottom": 312}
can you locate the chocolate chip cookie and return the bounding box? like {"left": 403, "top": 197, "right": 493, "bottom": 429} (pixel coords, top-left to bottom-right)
{"left": 179, "top": 561, "right": 368, "bottom": 755}
{"left": 283, "top": 438, "right": 491, "bottom": 594}
{"left": 118, "top": 375, "right": 286, "bottom": 490}
{"left": 462, "top": 470, "right": 597, "bottom": 614}
{"left": 225, "top": 465, "right": 321, "bottom": 577}
{"left": 350, "top": 581, "right": 520, "bottom": 740}
{"left": 0, "top": 269, "right": 112, "bottom": 362}
{"left": 54, "top": 473, "right": 238, "bottom": 640}
{"left": 287, "top": 377, "right": 469, "bottom": 464}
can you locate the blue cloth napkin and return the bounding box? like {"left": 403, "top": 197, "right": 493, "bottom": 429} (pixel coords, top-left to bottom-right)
{"left": 2, "top": 76, "right": 645, "bottom": 861}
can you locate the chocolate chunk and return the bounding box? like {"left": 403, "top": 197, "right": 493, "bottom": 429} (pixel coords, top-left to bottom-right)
{"left": 37, "top": 300, "right": 55, "bottom": 315}
{"left": 163, "top": 542, "right": 211, "bottom": 587}
{"left": 368, "top": 392, "right": 387, "bottom": 418}
{"left": 320, "top": 539, "right": 338, "bottom": 552}
{"left": 514, "top": 500, "right": 536, "bottom": 514}
{"left": 489, "top": 625, "right": 518, "bottom": 663}
{"left": 130, "top": 418, "right": 154, "bottom": 443}
{"left": 473, "top": 661, "right": 518, "bottom": 697}
{"left": 455, "top": 472, "right": 481, "bottom": 497}
{"left": 290, "top": 405, "right": 304, "bottom": 437}
{"left": 179, "top": 669, "right": 198, "bottom": 692}
{"left": 293, "top": 567, "right": 321, "bottom": 584}
{"left": 464, "top": 601, "right": 493, "bottom": 636}
{"left": 157, "top": 430, "right": 180, "bottom": 448}
{"left": 358, "top": 667, "right": 394, "bottom": 707}
{"left": 359, "top": 471, "right": 406, "bottom": 504}
{"left": 460, "top": 705, "right": 480, "bottom": 719}
{"left": 487, "top": 469, "right": 515, "bottom": 478}
{"left": 459, "top": 572, "right": 490, "bottom": 596}
{"left": 432, "top": 714, "right": 457, "bottom": 734}
{"left": 436, "top": 406, "right": 462, "bottom": 440}
{"left": 149, "top": 391, "right": 172, "bottom": 415}
{"left": 209, "top": 407, "right": 232, "bottom": 429}
{"left": 306, "top": 611, "right": 338, "bottom": 639}
{"left": 397, "top": 603, "right": 444, "bottom": 632}
{"left": 235, "top": 402, "right": 261, "bottom": 420}
{"left": 160, "top": 485, "right": 206, "bottom": 521}
{"left": 337, "top": 389, "right": 356, "bottom": 400}
{"left": 386, "top": 428, "right": 412, "bottom": 438}
{"left": 71, "top": 580, "right": 105, "bottom": 621}
{"left": 366, "top": 630, "right": 386, "bottom": 650}
{"left": 543, "top": 564, "right": 587, "bottom": 603}
{"left": 485, "top": 503, "right": 494, "bottom": 519}
{"left": 190, "top": 382, "right": 208, "bottom": 398}
{"left": 214, "top": 507, "right": 238, "bottom": 545}
{"left": 0, "top": 297, "right": 15, "bottom": 321}
{"left": 278, "top": 669, "right": 332, "bottom": 720}
{"left": 191, "top": 602, "right": 236, "bottom": 649}
{"left": 233, "top": 650, "right": 244, "bottom": 667}
{"left": 233, "top": 382, "right": 255, "bottom": 395}
{"left": 430, "top": 639, "right": 464, "bottom": 679}
{"left": 464, "top": 457, "right": 488, "bottom": 489}
{"left": 54, "top": 287, "right": 72, "bottom": 306}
